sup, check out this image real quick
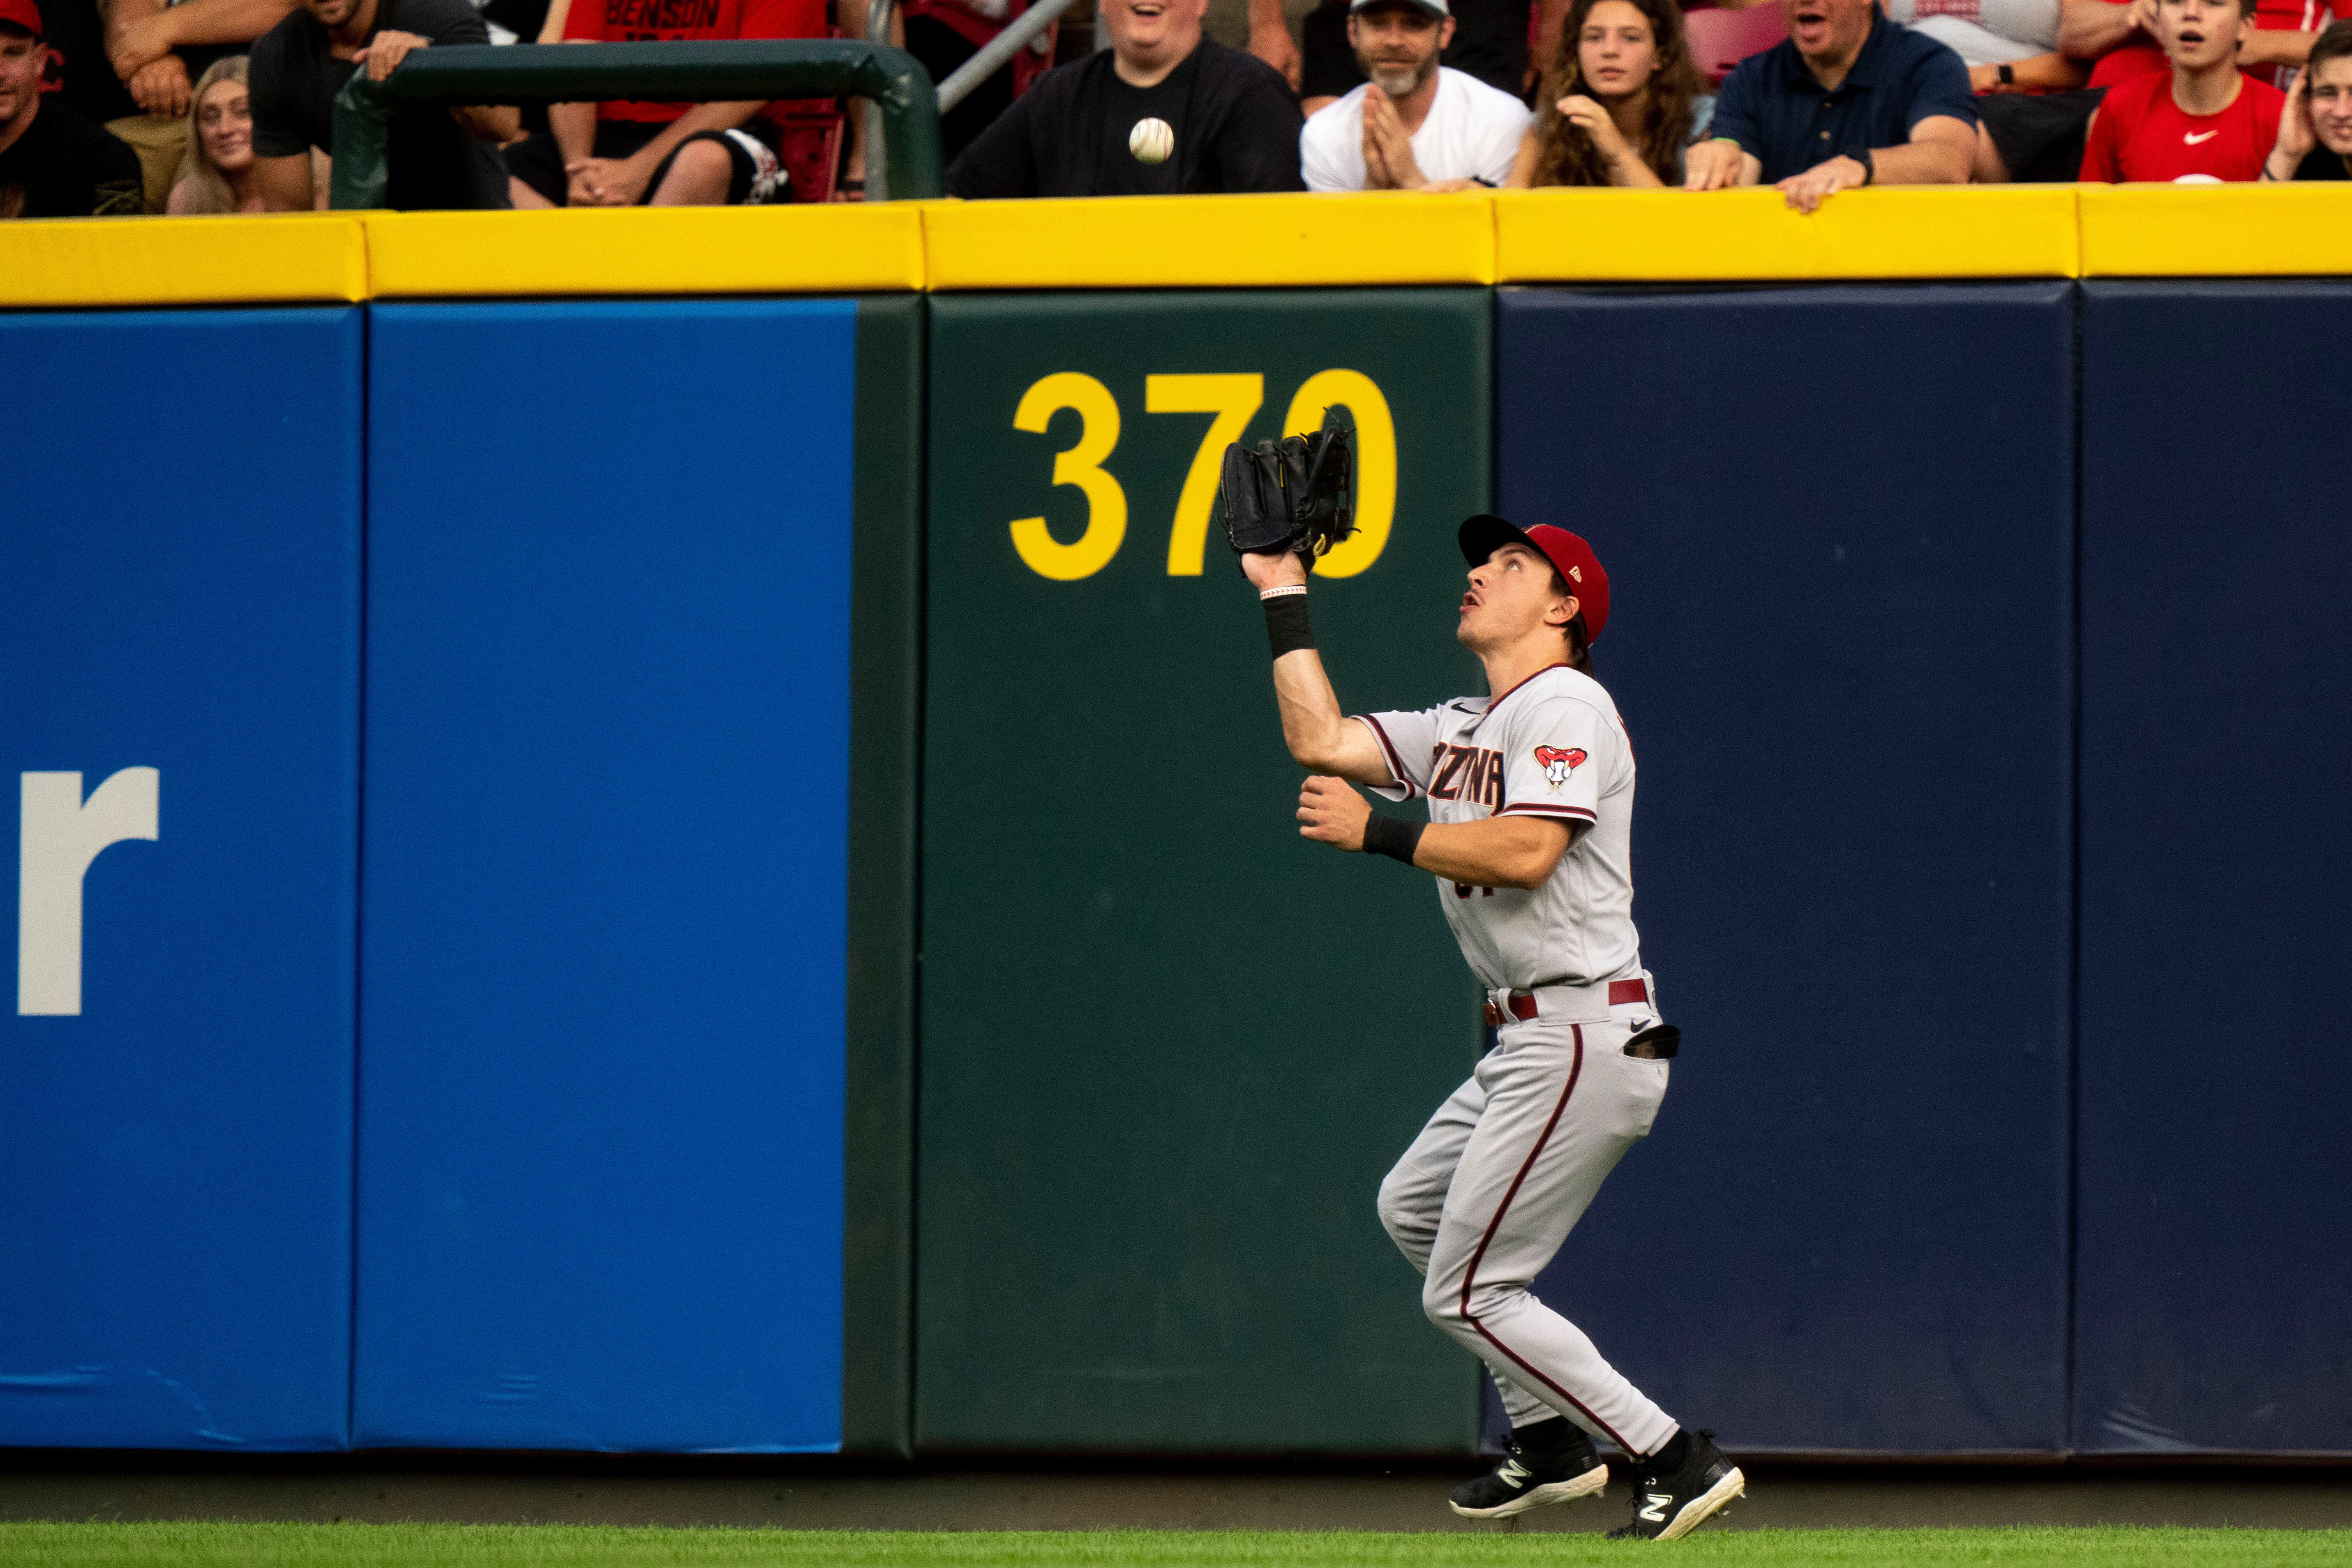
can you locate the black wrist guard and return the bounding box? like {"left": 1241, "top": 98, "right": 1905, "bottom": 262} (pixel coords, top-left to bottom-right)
{"left": 1263, "top": 591, "right": 1314, "bottom": 659}
{"left": 1361, "top": 813, "right": 1425, "bottom": 866}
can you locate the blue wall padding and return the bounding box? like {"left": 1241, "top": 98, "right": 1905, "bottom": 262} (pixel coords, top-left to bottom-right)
{"left": 0, "top": 308, "right": 362, "bottom": 1450}
{"left": 354, "top": 302, "right": 853, "bottom": 1452}
{"left": 1496, "top": 285, "right": 2075, "bottom": 1452}
{"left": 2075, "top": 282, "right": 2352, "bottom": 1455}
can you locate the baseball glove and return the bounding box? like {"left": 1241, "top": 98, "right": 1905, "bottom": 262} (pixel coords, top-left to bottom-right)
{"left": 1218, "top": 410, "right": 1355, "bottom": 566}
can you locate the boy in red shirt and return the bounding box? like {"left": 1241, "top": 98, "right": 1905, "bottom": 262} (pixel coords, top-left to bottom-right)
{"left": 505, "top": 0, "right": 825, "bottom": 207}
{"left": 2080, "top": 0, "right": 2285, "bottom": 177}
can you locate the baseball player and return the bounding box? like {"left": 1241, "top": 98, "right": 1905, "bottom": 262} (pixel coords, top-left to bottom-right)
{"left": 1240, "top": 514, "right": 1743, "bottom": 1541}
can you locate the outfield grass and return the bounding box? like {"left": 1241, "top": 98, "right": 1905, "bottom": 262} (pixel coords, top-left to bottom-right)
{"left": 4, "top": 1524, "right": 2346, "bottom": 1568}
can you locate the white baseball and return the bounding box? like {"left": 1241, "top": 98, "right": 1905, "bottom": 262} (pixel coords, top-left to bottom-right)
{"left": 1129, "top": 117, "right": 1175, "bottom": 165}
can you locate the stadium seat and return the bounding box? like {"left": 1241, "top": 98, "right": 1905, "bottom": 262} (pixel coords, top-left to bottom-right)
{"left": 1682, "top": 2, "right": 1788, "bottom": 86}
{"left": 773, "top": 99, "right": 845, "bottom": 204}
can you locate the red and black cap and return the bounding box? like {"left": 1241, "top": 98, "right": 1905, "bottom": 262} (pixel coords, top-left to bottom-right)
{"left": 0, "top": 0, "right": 45, "bottom": 36}
{"left": 1458, "top": 513, "right": 1611, "bottom": 644}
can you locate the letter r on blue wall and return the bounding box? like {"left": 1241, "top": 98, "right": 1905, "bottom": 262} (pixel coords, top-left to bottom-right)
{"left": 18, "top": 768, "right": 160, "bottom": 1017}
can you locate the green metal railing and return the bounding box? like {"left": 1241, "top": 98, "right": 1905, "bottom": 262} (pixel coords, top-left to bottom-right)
{"left": 330, "top": 40, "right": 942, "bottom": 209}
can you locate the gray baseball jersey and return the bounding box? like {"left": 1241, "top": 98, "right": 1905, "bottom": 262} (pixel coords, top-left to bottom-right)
{"left": 1354, "top": 664, "right": 1641, "bottom": 993}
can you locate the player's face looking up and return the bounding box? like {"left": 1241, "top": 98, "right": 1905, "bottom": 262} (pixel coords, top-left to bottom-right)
{"left": 1457, "top": 544, "right": 1581, "bottom": 657}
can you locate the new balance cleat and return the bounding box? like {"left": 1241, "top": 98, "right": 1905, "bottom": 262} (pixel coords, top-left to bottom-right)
{"left": 1607, "top": 1428, "right": 1745, "bottom": 1541}
{"left": 1448, "top": 1418, "right": 1609, "bottom": 1520}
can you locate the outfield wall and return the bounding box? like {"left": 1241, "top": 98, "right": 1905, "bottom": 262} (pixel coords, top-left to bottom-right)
{"left": 2, "top": 192, "right": 2348, "bottom": 1460}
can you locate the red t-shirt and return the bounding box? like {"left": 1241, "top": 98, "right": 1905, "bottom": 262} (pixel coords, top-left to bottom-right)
{"left": 563, "top": 0, "right": 827, "bottom": 124}
{"left": 2089, "top": 0, "right": 2352, "bottom": 90}
{"left": 2079, "top": 71, "right": 2285, "bottom": 180}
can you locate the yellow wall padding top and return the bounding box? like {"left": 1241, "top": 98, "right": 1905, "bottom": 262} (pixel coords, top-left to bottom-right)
{"left": 1496, "top": 186, "right": 2080, "bottom": 281}
{"left": 0, "top": 214, "right": 369, "bottom": 307}
{"left": 14, "top": 187, "right": 2352, "bottom": 308}
{"left": 920, "top": 192, "right": 1498, "bottom": 289}
{"left": 362, "top": 204, "right": 926, "bottom": 297}
{"left": 2078, "top": 183, "right": 2352, "bottom": 277}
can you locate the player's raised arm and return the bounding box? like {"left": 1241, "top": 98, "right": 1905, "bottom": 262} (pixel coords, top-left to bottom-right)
{"left": 1240, "top": 549, "right": 1395, "bottom": 787}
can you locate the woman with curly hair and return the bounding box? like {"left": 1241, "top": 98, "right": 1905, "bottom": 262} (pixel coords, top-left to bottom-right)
{"left": 1506, "top": 0, "right": 1713, "bottom": 187}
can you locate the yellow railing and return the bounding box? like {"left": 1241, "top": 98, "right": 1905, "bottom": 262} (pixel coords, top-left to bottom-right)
{"left": 5, "top": 185, "right": 2349, "bottom": 307}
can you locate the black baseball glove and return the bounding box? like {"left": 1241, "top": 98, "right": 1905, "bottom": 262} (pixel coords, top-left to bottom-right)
{"left": 1218, "top": 410, "right": 1355, "bottom": 567}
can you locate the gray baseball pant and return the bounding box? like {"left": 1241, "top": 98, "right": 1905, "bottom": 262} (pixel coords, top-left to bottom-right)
{"left": 1376, "top": 1003, "right": 1678, "bottom": 1458}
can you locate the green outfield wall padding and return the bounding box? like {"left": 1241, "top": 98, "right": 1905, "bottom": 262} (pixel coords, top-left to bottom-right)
{"left": 843, "top": 296, "right": 926, "bottom": 1457}
{"left": 918, "top": 289, "right": 1493, "bottom": 1454}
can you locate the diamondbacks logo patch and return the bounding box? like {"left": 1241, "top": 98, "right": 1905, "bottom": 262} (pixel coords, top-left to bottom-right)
{"left": 1534, "top": 746, "right": 1587, "bottom": 792}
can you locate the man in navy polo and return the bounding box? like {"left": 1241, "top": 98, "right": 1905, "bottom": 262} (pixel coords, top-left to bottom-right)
{"left": 1686, "top": 0, "right": 1978, "bottom": 210}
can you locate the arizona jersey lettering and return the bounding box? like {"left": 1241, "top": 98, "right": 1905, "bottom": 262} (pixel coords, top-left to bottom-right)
{"left": 1354, "top": 664, "right": 1640, "bottom": 993}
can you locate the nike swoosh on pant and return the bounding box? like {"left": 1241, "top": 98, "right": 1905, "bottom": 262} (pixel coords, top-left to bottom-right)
{"left": 2184, "top": 130, "right": 2220, "bottom": 143}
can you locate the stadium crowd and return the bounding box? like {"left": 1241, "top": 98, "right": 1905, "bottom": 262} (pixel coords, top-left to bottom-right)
{"left": 3, "top": 0, "right": 2348, "bottom": 217}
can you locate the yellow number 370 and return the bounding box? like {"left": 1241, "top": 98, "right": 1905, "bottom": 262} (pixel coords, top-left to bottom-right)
{"left": 1006, "top": 370, "right": 1396, "bottom": 582}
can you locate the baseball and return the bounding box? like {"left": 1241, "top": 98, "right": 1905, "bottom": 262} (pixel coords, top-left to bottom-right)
{"left": 1129, "top": 117, "right": 1174, "bottom": 165}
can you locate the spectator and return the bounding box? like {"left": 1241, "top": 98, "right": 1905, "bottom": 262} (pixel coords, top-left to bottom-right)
{"left": 505, "top": 0, "right": 821, "bottom": 207}
{"left": 2080, "top": 0, "right": 2283, "bottom": 178}
{"left": 948, "top": 0, "right": 1304, "bottom": 197}
{"left": 0, "top": 0, "right": 143, "bottom": 215}
{"left": 2060, "top": 0, "right": 2347, "bottom": 91}
{"left": 247, "top": 0, "right": 517, "bottom": 210}
{"left": 1293, "top": 0, "right": 1565, "bottom": 112}
{"left": 1300, "top": 0, "right": 1528, "bottom": 189}
{"left": 2266, "top": 14, "right": 2352, "bottom": 174}
{"left": 1506, "top": 0, "right": 1711, "bottom": 187}
{"left": 94, "top": 0, "right": 299, "bottom": 208}
{"left": 1687, "top": 0, "right": 1978, "bottom": 211}
{"left": 1976, "top": 0, "right": 2343, "bottom": 177}
{"left": 166, "top": 52, "right": 267, "bottom": 209}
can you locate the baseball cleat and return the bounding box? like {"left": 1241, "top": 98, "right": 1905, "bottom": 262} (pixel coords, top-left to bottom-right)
{"left": 1606, "top": 1428, "right": 1744, "bottom": 1541}
{"left": 1448, "top": 1418, "right": 1609, "bottom": 1520}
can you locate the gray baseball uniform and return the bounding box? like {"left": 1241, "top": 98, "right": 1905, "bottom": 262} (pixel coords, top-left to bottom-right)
{"left": 1355, "top": 663, "right": 1680, "bottom": 1457}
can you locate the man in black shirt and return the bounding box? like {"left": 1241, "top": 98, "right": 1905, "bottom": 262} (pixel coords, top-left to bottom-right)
{"left": 0, "top": 0, "right": 143, "bottom": 217}
{"left": 249, "top": 0, "right": 517, "bottom": 209}
{"left": 947, "top": 0, "right": 1304, "bottom": 197}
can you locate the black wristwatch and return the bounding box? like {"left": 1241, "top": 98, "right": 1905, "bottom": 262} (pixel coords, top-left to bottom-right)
{"left": 1998, "top": 62, "right": 2016, "bottom": 84}
{"left": 1852, "top": 145, "right": 1876, "bottom": 185}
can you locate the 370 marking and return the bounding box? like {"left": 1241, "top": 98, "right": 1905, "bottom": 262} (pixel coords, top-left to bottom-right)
{"left": 1006, "top": 370, "right": 1397, "bottom": 582}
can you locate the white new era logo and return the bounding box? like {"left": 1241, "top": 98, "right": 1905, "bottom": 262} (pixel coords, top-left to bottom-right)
{"left": 1640, "top": 1492, "right": 1673, "bottom": 1521}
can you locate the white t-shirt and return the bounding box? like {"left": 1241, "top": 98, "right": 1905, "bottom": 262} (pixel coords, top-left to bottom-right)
{"left": 1882, "top": 0, "right": 2057, "bottom": 65}
{"left": 1357, "top": 664, "right": 1642, "bottom": 993}
{"left": 1300, "top": 66, "right": 1531, "bottom": 192}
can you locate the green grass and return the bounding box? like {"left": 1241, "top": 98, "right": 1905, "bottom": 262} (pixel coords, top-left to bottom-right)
{"left": 4, "top": 1524, "right": 2346, "bottom": 1568}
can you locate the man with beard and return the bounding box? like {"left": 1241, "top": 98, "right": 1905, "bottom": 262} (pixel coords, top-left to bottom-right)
{"left": 946, "top": 0, "right": 1303, "bottom": 196}
{"left": 1299, "top": 0, "right": 1529, "bottom": 189}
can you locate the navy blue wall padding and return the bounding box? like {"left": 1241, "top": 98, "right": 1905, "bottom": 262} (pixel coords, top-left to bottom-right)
{"left": 2075, "top": 282, "right": 2352, "bottom": 1456}
{"left": 1496, "top": 285, "right": 2074, "bottom": 1453}
{"left": 356, "top": 302, "right": 853, "bottom": 1452}
{"left": 0, "top": 309, "right": 362, "bottom": 1450}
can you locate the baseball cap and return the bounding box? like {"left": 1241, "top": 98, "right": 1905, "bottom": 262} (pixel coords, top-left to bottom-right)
{"left": 1350, "top": 0, "right": 1449, "bottom": 14}
{"left": 0, "top": 0, "right": 44, "bottom": 37}
{"left": 1458, "top": 513, "right": 1611, "bottom": 644}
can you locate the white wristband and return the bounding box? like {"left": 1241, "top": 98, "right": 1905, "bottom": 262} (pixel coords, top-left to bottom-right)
{"left": 1258, "top": 584, "right": 1308, "bottom": 601}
